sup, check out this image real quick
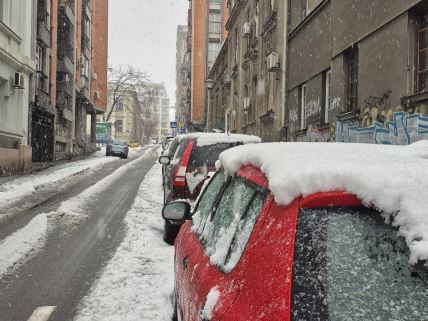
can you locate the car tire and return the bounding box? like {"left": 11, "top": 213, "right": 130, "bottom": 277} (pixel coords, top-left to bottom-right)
{"left": 163, "top": 220, "right": 181, "bottom": 245}
{"left": 172, "top": 291, "right": 178, "bottom": 321}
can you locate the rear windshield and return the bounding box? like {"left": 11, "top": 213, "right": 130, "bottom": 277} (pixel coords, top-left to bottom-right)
{"left": 292, "top": 207, "right": 428, "bottom": 321}
{"left": 112, "top": 139, "right": 126, "bottom": 146}
{"left": 189, "top": 143, "right": 240, "bottom": 167}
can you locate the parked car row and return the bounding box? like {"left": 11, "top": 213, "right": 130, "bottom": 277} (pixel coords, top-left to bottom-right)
{"left": 159, "top": 132, "right": 261, "bottom": 243}
{"left": 159, "top": 138, "right": 428, "bottom": 321}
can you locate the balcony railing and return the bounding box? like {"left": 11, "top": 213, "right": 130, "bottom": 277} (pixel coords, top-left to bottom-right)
{"left": 37, "top": 22, "right": 50, "bottom": 46}
{"left": 81, "top": 34, "right": 90, "bottom": 50}
{"left": 36, "top": 71, "right": 49, "bottom": 92}
{"left": 58, "top": 43, "right": 74, "bottom": 62}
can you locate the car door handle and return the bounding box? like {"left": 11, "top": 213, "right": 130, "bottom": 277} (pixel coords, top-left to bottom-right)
{"left": 182, "top": 256, "right": 189, "bottom": 269}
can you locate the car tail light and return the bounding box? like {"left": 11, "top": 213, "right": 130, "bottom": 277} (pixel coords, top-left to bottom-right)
{"left": 173, "top": 140, "right": 195, "bottom": 188}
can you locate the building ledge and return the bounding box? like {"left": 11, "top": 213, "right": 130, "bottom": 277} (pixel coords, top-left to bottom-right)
{"left": 0, "top": 21, "right": 21, "bottom": 44}
{"left": 401, "top": 91, "right": 428, "bottom": 109}
{"left": 288, "top": 0, "right": 330, "bottom": 40}
{"left": 225, "top": 0, "right": 241, "bottom": 31}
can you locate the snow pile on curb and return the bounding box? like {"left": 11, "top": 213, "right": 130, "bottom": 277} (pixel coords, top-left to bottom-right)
{"left": 0, "top": 153, "right": 116, "bottom": 211}
{"left": 74, "top": 162, "right": 174, "bottom": 321}
{"left": 177, "top": 132, "right": 261, "bottom": 147}
{"left": 0, "top": 214, "right": 48, "bottom": 277}
{"left": 218, "top": 141, "right": 428, "bottom": 263}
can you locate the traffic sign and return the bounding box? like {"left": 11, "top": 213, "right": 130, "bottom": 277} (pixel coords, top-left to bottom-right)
{"left": 170, "top": 121, "right": 177, "bottom": 128}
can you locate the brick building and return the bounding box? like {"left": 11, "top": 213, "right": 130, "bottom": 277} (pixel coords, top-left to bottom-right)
{"left": 176, "top": 25, "right": 189, "bottom": 133}
{"left": 186, "top": 0, "right": 228, "bottom": 131}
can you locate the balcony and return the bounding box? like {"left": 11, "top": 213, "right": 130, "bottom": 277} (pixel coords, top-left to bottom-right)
{"left": 57, "top": 44, "right": 74, "bottom": 74}
{"left": 37, "top": 22, "right": 51, "bottom": 47}
{"left": 59, "top": 0, "right": 75, "bottom": 26}
{"left": 35, "top": 71, "right": 49, "bottom": 107}
{"left": 80, "top": 75, "right": 90, "bottom": 100}
{"left": 56, "top": 72, "right": 73, "bottom": 96}
{"left": 81, "top": 34, "right": 91, "bottom": 58}
{"left": 57, "top": 91, "right": 73, "bottom": 122}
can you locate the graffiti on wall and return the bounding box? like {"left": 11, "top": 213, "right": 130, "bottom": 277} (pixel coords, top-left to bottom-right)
{"left": 296, "top": 125, "right": 332, "bottom": 142}
{"left": 305, "top": 99, "right": 321, "bottom": 119}
{"left": 336, "top": 111, "right": 428, "bottom": 145}
{"left": 359, "top": 90, "right": 392, "bottom": 127}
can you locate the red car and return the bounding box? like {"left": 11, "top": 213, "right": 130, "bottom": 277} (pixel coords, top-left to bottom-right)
{"left": 163, "top": 142, "right": 428, "bottom": 321}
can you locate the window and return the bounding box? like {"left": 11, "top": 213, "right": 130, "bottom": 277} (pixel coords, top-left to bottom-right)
{"left": 299, "top": 83, "right": 307, "bottom": 129}
{"left": 192, "top": 171, "right": 226, "bottom": 236}
{"left": 345, "top": 47, "right": 358, "bottom": 112}
{"left": 198, "top": 177, "right": 266, "bottom": 272}
{"left": 115, "top": 98, "right": 124, "bottom": 111}
{"left": 208, "top": 41, "right": 221, "bottom": 68}
{"left": 417, "top": 11, "right": 428, "bottom": 92}
{"left": 115, "top": 120, "right": 123, "bottom": 132}
{"left": 189, "top": 143, "right": 239, "bottom": 167}
{"left": 301, "top": 0, "right": 311, "bottom": 18}
{"left": 224, "top": 193, "right": 266, "bottom": 271}
{"left": 292, "top": 207, "right": 428, "bottom": 321}
{"left": 209, "top": 11, "right": 221, "bottom": 34}
{"left": 324, "top": 69, "right": 331, "bottom": 123}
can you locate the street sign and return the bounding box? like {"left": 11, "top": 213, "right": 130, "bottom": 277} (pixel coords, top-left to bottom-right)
{"left": 170, "top": 121, "right": 177, "bottom": 128}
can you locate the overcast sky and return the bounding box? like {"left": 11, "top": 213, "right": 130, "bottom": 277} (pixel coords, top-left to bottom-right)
{"left": 108, "top": 0, "right": 188, "bottom": 106}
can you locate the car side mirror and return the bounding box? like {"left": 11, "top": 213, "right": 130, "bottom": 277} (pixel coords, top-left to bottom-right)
{"left": 162, "top": 201, "right": 191, "bottom": 221}
{"left": 159, "top": 155, "right": 171, "bottom": 165}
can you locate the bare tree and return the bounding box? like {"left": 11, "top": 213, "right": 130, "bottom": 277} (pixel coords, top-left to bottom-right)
{"left": 105, "top": 66, "right": 151, "bottom": 122}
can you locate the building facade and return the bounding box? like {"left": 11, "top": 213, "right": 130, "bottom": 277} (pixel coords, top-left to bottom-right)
{"left": 288, "top": 0, "right": 428, "bottom": 144}
{"left": 207, "top": 0, "right": 288, "bottom": 141}
{"left": 109, "top": 89, "right": 143, "bottom": 144}
{"left": 187, "top": 0, "right": 228, "bottom": 131}
{"left": 0, "top": 0, "right": 37, "bottom": 175}
{"left": 0, "top": 0, "right": 108, "bottom": 175}
{"left": 176, "top": 25, "right": 189, "bottom": 133}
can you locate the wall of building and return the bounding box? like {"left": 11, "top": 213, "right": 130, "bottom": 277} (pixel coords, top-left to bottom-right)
{"left": 0, "top": 0, "right": 36, "bottom": 174}
{"left": 287, "top": 0, "right": 428, "bottom": 144}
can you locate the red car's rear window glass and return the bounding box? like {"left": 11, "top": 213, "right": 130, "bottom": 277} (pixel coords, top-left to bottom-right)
{"left": 292, "top": 207, "right": 428, "bottom": 321}
{"left": 189, "top": 143, "right": 240, "bottom": 167}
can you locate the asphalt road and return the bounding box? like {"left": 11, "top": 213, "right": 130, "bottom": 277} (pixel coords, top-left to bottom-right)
{"left": 0, "top": 145, "right": 160, "bottom": 321}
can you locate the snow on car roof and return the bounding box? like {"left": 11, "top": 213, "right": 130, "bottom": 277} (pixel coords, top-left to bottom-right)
{"left": 217, "top": 140, "right": 428, "bottom": 264}
{"left": 177, "top": 132, "right": 261, "bottom": 147}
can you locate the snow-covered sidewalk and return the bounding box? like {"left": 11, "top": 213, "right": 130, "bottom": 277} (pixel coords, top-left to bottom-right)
{"left": 0, "top": 148, "right": 116, "bottom": 211}
{"left": 74, "top": 161, "right": 175, "bottom": 321}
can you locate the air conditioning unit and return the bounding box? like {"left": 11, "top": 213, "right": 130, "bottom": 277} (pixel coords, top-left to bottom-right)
{"left": 13, "top": 72, "right": 24, "bottom": 89}
{"left": 243, "top": 22, "right": 251, "bottom": 37}
{"left": 243, "top": 97, "right": 251, "bottom": 111}
{"left": 92, "top": 72, "right": 98, "bottom": 80}
{"left": 267, "top": 52, "right": 279, "bottom": 71}
{"left": 81, "top": 67, "right": 86, "bottom": 76}
{"left": 94, "top": 90, "right": 100, "bottom": 99}
{"left": 223, "top": 72, "right": 231, "bottom": 86}
{"left": 65, "top": 74, "right": 71, "bottom": 83}
{"left": 79, "top": 55, "right": 85, "bottom": 67}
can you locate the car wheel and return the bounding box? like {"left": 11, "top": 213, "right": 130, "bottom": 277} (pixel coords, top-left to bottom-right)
{"left": 172, "top": 291, "right": 178, "bottom": 321}
{"left": 163, "top": 220, "right": 181, "bottom": 245}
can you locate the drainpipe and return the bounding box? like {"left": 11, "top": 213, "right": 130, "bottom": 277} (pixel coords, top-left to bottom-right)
{"left": 281, "top": 0, "right": 290, "bottom": 141}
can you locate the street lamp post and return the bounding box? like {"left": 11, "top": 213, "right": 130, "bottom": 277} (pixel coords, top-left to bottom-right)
{"left": 205, "top": 79, "right": 214, "bottom": 131}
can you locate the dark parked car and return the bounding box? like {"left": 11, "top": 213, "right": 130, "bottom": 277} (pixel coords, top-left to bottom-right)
{"left": 158, "top": 133, "right": 261, "bottom": 244}
{"left": 106, "top": 139, "right": 129, "bottom": 159}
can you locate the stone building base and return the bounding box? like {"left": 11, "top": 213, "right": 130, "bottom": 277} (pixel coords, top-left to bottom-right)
{"left": 0, "top": 145, "right": 32, "bottom": 176}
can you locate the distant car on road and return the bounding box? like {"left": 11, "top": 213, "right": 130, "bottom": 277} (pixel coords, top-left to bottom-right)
{"left": 163, "top": 141, "right": 428, "bottom": 321}
{"left": 106, "top": 139, "right": 129, "bottom": 159}
{"left": 158, "top": 133, "right": 261, "bottom": 244}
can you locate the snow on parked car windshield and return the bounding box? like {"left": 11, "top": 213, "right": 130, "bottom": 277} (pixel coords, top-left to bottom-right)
{"left": 217, "top": 141, "right": 428, "bottom": 264}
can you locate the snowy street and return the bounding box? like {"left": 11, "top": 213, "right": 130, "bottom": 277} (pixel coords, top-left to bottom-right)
{"left": 0, "top": 146, "right": 174, "bottom": 321}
